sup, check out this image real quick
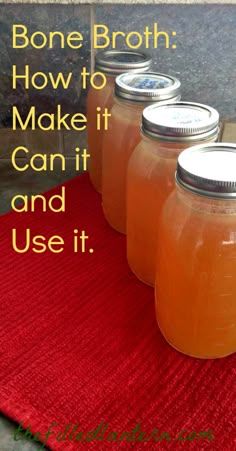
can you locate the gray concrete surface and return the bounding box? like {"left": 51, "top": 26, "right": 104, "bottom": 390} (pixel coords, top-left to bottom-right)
{"left": 0, "top": 415, "right": 43, "bottom": 451}
{"left": 1, "top": 1, "right": 236, "bottom": 5}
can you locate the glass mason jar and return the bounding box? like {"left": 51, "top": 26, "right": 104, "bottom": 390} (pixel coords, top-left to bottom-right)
{"left": 87, "top": 50, "right": 152, "bottom": 193}
{"left": 155, "top": 143, "right": 236, "bottom": 359}
{"left": 127, "top": 102, "right": 220, "bottom": 286}
{"left": 102, "top": 72, "right": 181, "bottom": 234}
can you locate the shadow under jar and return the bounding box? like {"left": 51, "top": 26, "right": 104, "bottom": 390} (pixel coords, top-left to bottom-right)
{"left": 127, "top": 102, "right": 220, "bottom": 286}
{"left": 102, "top": 72, "right": 181, "bottom": 234}
{"left": 87, "top": 50, "right": 152, "bottom": 193}
{"left": 155, "top": 143, "right": 236, "bottom": 359}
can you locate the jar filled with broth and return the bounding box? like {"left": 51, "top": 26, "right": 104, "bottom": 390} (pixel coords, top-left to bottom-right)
{"left": 155, "top": 143, "right": 236, "bottom": 359}
{"left": 127, "top": 102, "right": 219, "bottom": 286}
{"left": 102, "top": 72, "right": 181, "bottom": 233}
{"left": 87, "top": 50, "right": 152, "bottom": 193}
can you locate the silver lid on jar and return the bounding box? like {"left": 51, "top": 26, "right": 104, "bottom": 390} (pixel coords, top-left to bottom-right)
{"left": 176, "top": 143, "right": 236, "bottom": 199}
{"left": 95, "top": 50, "right": 152, "bottom": 75}
{"left": 115, "top": 72, "right": 181, "bottom": 103}
{"left": 142, "top": 102, "right": 219, "bottom": 142}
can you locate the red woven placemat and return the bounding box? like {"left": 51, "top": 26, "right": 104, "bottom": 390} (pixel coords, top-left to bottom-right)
{"left": 0, "top": 173, "right": 235, "bottom": 451}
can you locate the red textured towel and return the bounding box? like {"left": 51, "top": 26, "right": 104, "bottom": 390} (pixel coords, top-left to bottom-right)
{"left": 0, "top": 173, "right": 235, "bottom": 451}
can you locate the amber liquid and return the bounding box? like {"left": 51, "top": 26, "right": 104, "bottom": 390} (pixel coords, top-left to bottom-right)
{"left": 102, "top": 100, "right": 143, "bottom": 234}
{"left": 127, "top": 139, "right": 185, "bottom": 286}
{"left": 155, "top": 189, "right": 236, "bottom": 359}
{"left": 87, "top": 78, "right": 114, "bottom": 193}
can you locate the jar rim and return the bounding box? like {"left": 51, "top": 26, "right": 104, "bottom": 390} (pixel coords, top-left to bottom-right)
{"left": 142, "top": 101, "right": 220, "bottom": 141}
{"left": 95, "top": 50, "right": 152, "bottom": 75}
{"left": 115, "top": 72, "right": 181, "bottom": 102}
{"left": 176, "top": 143, "right": 236, "bottom": 199}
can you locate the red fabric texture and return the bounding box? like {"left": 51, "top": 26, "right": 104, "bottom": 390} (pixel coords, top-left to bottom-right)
{"left": 0, "top": 173, "right": 235, "bottom": 451}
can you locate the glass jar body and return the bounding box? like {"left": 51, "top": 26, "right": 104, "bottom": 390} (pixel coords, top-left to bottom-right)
{"left": 87, "top": 75, "right": 115, "bottom": 193}
{"left": 102, "top": 98, "right": 143, "bottom": 234}
{"left": 155, "top": 186, "right": 236, "bottom": 358}
{"left": 127, "top": 133, "right": 218, "bottom": 286}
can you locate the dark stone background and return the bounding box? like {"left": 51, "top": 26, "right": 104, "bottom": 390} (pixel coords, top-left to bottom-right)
{"left": 0, "top": 4, "right": 90, "bottom": 127}
{"left": 0, "top": 4, "right": 235, "bottom": 127}
{"left": 95, "top": 4, "right": 236, "bottom": 121}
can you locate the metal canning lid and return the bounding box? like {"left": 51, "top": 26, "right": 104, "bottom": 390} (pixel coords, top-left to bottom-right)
{"left": 115, "top": 72, "right": 181, "bottom": 103}
{"left": 95, "top": 50, "right": 152, "bottom": 75}
{"left": 142, "top": 102, "right": 219, "bottom": 142}
{"left": 176, "top": 143, "right": 236, "bottom": 199}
